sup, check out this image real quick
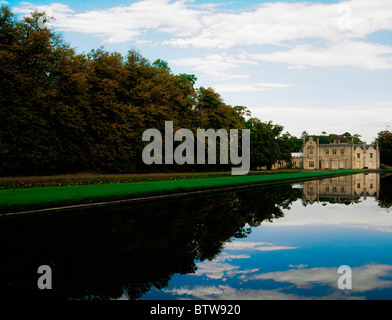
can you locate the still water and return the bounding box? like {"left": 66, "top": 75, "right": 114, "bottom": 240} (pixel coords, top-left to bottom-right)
{"left": 1, "top": 172, "right": 392, "bottom": 300}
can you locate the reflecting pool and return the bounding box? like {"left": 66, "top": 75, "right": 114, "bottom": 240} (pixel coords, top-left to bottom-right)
{"left": 1, "top": 172, "right": 392, "bottom": 300}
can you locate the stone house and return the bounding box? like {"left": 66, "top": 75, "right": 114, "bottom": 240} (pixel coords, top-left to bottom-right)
{"left": 291, "top": 137, "right": 380, "bottom": 170}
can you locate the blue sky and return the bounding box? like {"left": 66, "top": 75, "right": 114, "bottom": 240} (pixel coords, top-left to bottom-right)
{"left": 5, "top": 0, "right": 392, "bottom": 142}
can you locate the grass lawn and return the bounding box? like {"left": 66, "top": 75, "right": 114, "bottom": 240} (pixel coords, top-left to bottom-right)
{"left": 0, "top": 169, "right": 302, "bottom": 189}
{"left": 0, "top": 169, "right": 364, "bottom": 211}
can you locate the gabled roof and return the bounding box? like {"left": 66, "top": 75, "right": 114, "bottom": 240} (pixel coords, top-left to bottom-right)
{"left": 354, "top": 144, "right": 376, "bottom": 150}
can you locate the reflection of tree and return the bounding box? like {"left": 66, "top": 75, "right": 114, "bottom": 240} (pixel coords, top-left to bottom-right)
{"left": 378, "top": 174, "right": 392, "bottom": 210}
{"left": 0, "top": 184, "right": 300, "bottom": 300}
{"left": 233, "top": 184, "right": 302, "bottom": 226}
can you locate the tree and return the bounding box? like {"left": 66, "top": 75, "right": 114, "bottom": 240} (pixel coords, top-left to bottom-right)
{"left": 278, "top": 132, "right": 296, "bottom": 164}
{"left": 177, "top": 73, "right": 197, "bottom": 86}
{"left": 0, "top": 6, "right": 291, "bottom": 176}
{"left": 152, "top": 59, "right": 171, "bottom": 73}
{"left": 246, "top": 118, "right": 284, "bottom": 170}
{"left": 377, "top": 130, "right": 392, "bottom": 166}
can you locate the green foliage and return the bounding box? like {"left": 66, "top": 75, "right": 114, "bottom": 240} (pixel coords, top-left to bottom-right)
{"left": 152, "top": 58, "right": 171, "bottom": 73}
{"left": 245, "top": 118, "right": 293, "bottom": 170}
{"left": 0, "top": 6, "right": 295, "bottom": 175}
{"left": 378, "top": 130, "right": 392, "bottom": 166}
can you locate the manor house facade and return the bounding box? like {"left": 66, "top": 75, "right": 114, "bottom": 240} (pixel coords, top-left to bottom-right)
{"left": 272, "top": 137, "right": 380, "bottom": 170}
{"left": 291, "top": 137, "right": 380, "bottom": 170}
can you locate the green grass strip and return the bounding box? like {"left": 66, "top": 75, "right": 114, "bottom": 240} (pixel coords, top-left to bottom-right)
{"left": 0, "top": 170, "right": 362, "bottom": 208}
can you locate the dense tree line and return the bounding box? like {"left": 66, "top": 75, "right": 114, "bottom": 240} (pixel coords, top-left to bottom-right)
{"left": 289, "top": 131, "right": 364, "bottom": 153}
{"left": 1, "top": 7, "right": 390, "bottom": 176}
{"left": 0, "top": 7, "right": 294, "bottom": 176}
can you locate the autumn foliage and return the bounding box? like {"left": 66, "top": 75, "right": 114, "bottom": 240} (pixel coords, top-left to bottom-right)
{"left": 0, "top": 7, "right": 292, "bottom": 176}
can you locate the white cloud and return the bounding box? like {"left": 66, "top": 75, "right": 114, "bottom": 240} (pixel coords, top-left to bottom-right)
{"left": 13, "top": 0, "right": 208, "bottom": 43}
{"left": 171, "top": 53, "right": 257, "bottom": 80}
{"left": 213, "top": 82, "right": 295, "bottom": 93}
{"left": 251, "top": 101, "right": 392, "bottom": 144}
{"left": 247, "top": 41, "right": 392, "bottom": 70}
{"left": 12, "top": 0, "right": 392, "bottom": 70}
{"left": 165, "top": 0, "right": 392, "bottom": 48}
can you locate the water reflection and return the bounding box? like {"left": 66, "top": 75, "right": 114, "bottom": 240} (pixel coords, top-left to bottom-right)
{"left": 0, "top": 173, "right": 391, "bottom": 300}
{"left": 300, "top": 172, "right": 380, "bottom": 205}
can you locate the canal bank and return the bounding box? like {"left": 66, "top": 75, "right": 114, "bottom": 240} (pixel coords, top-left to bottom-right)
{"left": 2, "top": 169, "right": 385, "bottom": 215}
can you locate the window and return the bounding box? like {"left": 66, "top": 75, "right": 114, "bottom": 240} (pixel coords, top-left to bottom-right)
{"left": 326, "top": 186, "right": 330, "bottom": 192}
{"left": 309, "top": 161, "right": 315, "bottom": 168}
{"left": 357, "top": 153, "right": 360, "bottom": 158}
{"left": 333, "top": 149, "right": 337, "bottom": 155}
{"left": 309, "top": 150, "right": 313, "bottom": 155}
{"left": 357, "top": 183, "right": 361, "bottom": 188}
{"left": 370, "top": 153, "right": 373, "bottom": 158}
{"left": 370, "top": 184, "right": 373, "bottom": 189}
{"left": 326, "top": 149, "right": 329, "bottom": 155}
{"left": 333, "top": 187, "right": 337, "bottom": 192}
{"left": 340, "top": 149, "right": 344, "bottom": 155}
{"left": 341, "top": 187, "right": 345, "bottom": 192}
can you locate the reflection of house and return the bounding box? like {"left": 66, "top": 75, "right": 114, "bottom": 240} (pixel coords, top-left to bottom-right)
{"left": 293, "top": 137, "right": 380, "bottom": 170}
{"left": 300, "top": 173, "right": 380, "bottom": 204}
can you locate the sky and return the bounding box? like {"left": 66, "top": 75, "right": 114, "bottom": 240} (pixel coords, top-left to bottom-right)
{"left": 5, "top": 0, "right": 392, "bottom": 143}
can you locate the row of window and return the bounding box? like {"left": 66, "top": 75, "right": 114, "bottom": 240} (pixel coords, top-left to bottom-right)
{"left": 308, "top": 150, "right": 374, "bottom": 158}
{"left": 357, "top": 153, "right": 374, "bottom": 158}
{"left": 309, "top": 184, "right": 374, "bottom": 193}
{"left": 325, "top": 149, "right": 344, "bottom": 155}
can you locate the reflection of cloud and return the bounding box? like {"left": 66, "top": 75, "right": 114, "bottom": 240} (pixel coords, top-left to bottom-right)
{"left": 165, "top": 264, "right": 392, "bottom": 300}
{"left": 193, "top": 253, "right": 258, "bottom": 280}
{"left": 193, "top": 241, "right": 298, "bottom": 281}
{"left": 265, "top": 200, "right": 392, "bottom": 232}
{"left": 224, "top": 241, "right": 298, "bottom": 251}
{"left": 289, "top": 264, "right": 308, "bottom": 269}
{"left": 165, "top": 284, "right": 363, "bottom": 300}
{"left": 249, "top": 264, "right": 392, "bottom": 293}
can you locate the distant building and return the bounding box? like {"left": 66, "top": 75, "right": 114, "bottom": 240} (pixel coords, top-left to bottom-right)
{"left": 290, "top": 137, "right": 380, "bottom": 170}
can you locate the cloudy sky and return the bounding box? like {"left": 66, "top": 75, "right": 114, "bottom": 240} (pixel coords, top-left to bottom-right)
{"left": 7, "top": 0, "right": 392, "bottom": 142}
